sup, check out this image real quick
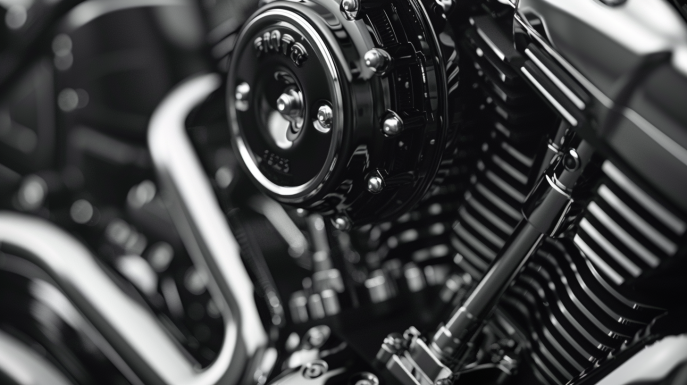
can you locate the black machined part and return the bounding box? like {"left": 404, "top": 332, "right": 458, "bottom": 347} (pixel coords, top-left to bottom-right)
{"left": 227, "top": 0, "right": 448, "bottom": 226}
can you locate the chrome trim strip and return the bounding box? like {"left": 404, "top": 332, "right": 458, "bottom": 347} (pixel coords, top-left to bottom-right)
{"left": 524, "top": 48, "right": 586, "bottom": 110}
{"left": 459, "top": 207, "right": 505, "bottom": 248}
{"left": 452, "top": 223, "right": 495, "bottom": 263}
{"left": 587, "top": 201, "right": 661, "bottom": 268}
{"left": 602, "top": 161, "right": 686, "bottom": 234}
{"left": 579, "top": 218, "right": 641, "bottom": 278}
{"left": 513, "top": 13, "right": 613, "bottom": 108}
{"left": 597, "top": 186, "right": 676, "bottom": 256}
{"left": 148, "top": 74, "right": 267, "bottom": 379}
{"left": 574, "top": 234, "right": 624, "bottom": 286}
{"left": 483, "top": 168, "right": 526, "bottom": 202}
{"left": 476, "top": 27, "right": 505, "bottom": 61}
{"left": 520, "top": 67, "right": 578, "bottom": 126}
{"left": 451, "top": 236, "right": 489, "bottom": 272}
{"left": 466, "top": 195, "right": 513, "bottom": 234}
{"left": 491, "top": 154, "right": 528, "bottom": 185}
{"left": 474, "top": 183, "right": 521, "bottom": 220}
{"left": 500, "top": 141, "right": 534, "bottom": 167}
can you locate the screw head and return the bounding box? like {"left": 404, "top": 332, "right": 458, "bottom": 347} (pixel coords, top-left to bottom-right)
{"left": 364, "top": 48, "right": 389, "bottom": 73}
{"left": 316, "top": 104, "right": 333, "bottom": 129}
{"left": 383, "top": 116, "right": 403, "bottom": 136}
{"left": 277, "top": 93, "right": 299, "bottom": 117}
{"left": 331, "top": 215, "right": 351, "bottom": 231}
{"left": 367, "top": 175, "right": 384, "bottom": 193}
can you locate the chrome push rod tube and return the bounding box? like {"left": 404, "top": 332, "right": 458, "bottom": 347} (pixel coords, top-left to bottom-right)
{"left": 429, "top": 140, "right": 593, "bottom": 365}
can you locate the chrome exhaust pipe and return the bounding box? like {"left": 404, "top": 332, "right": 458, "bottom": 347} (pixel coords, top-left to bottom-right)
{"left": 0, "top": 212, "right": 238, "bottom": 385}
{"left": 0, "top": 74, "right": 268, "bottom": 385}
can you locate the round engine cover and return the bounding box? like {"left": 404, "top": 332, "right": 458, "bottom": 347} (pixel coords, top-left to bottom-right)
{"left": 227, "top": 0, "right": 448, "bottom": 227}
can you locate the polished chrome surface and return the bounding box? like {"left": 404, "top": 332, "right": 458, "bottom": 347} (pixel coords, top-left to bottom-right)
{"left": 229, "top": 8, "right": 345, "bottom": 199}
{"left": 363, "top": 48, "right": 389, "bottom": 73}
{"left": 382, "top": 115, "right": 403, "bottom": 136}
{"left": 1, "top": 0, "right": 686, "bottom": 384}
{"left": 0, "top": 212, "right": 218, "bottom": 385}
{"left": 596, "top": 334, "right": 687, "bottom": 385}
{"left": 148, "top": 74, "right": 268, "bottom": 378}
{"left": 316, "top": 104, "right": 333, "bottom": 131}
{"left": 366, "top": 175, "right": 384, "bottom": 194}
{"left": 0, "top": 329, "right": 72, "bottom": 385}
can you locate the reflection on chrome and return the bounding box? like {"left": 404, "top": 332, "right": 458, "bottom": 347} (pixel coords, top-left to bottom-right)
{"left": 1, "top": 0, "right": 687, "bottom": 384}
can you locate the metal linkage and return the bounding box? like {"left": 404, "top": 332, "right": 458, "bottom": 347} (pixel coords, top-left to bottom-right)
{"left": 378, "top": 138, "right": 594, "bottom": 385}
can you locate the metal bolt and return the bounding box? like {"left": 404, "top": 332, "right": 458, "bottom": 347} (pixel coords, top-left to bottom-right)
{"left": 316, "top": 104, "right": 333, "bottom": 130}
{"left": 276, "top": 89, "right": 303, "bottom": 120}
{"left": 331, "top": 215, "right": 351, "bottom": 231}
{"left": 367, "top": 175, "right": 384, "bottom": 194}
{"left": 341, "top": 0, "right": 359, "bottom": 20}
{"left": 235, "top": 82, "right": 250, "bottom": 111}
{"left": 364, "top": 48, "right": 390, "bottom": 73}
{"left": 382, "top": 115, "right": 403, "bottom": 136}
{"left": 302, "top": 361, "right": 328, "bottom": 379}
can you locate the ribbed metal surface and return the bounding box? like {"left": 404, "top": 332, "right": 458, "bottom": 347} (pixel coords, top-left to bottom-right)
{"left": 447, "top": 23, "right": 673, "bottom": 385}
{"left": 575, "top": 161, "right": 686, "bottom": 286}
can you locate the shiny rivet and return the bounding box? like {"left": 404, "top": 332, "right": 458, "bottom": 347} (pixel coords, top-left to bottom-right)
{"left": 364, "top": 48, "right": 390, "bottom": 73}
{"left": 367, "top": 175, "right": 384, "bottom": 193}
{"left": 331, "top": 215, "right": 351, "bottom": 231}
{"left": 383, "top": 115, "right": 403, "bottom": 136}
{"left": 341, "top": 0, "right": 360, "bottom": 20}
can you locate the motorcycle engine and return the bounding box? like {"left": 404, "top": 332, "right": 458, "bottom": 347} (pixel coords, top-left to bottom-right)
{"left": 1, "top": 0, "right": 687, "bottom": 385}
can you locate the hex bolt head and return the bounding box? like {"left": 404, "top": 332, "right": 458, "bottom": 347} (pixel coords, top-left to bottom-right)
{"left": 383, "top": 115, "right": 403, "bottom": 136}
{"left": 316, "top": 104, "right": 333, "bottom": 129}
{"left": 341, "top": 0, "right": 359, "bottom": 20}
{"left": 364, "top": 48, "right": 390, "bottom": 73}
{"left": 331, "top": 215, "right": 351, "bottom": 231}
{"left": 367, "top": 175, "right": 384, "bottom": 193}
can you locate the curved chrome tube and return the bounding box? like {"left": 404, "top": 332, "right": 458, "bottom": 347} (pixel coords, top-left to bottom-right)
{"left": 0, "top": 74, "right": 268, "bottom": 385}
{"left": 148, "top": 72, "right": 268, "bottom": 366}
{"left": 0, "top": 329, "right": 72, "bottom": 385}
{"left": 0, "top": 212, "right": 240, "bottom": 385}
